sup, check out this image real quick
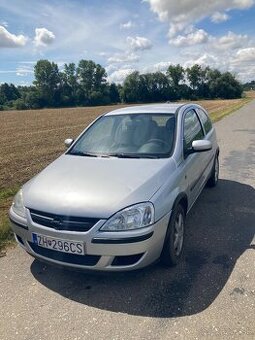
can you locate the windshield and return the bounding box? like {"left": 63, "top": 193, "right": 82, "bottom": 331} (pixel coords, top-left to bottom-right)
{"left": 68, "top": 113, "right": 176, "bottom": 158}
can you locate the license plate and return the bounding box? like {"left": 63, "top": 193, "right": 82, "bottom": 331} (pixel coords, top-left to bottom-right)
{"left": 32, "top": 233, "right": 85, "bottom": 255}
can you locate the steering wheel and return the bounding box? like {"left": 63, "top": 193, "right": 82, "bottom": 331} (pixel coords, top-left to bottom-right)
{"left": 146, "top": 138, "right": 170, "bottom": 148}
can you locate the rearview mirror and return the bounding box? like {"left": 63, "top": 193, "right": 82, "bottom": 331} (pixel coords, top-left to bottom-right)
{"left": 192, "top": 140, "right": 212, "bottom": 152}
{"left": 64, "top": 138, "right": 74, "bottom": 148}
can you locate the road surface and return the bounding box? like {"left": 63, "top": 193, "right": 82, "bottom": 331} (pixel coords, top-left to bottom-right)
{"left": 1, "top": 101, "right": 255, "bottom": 340}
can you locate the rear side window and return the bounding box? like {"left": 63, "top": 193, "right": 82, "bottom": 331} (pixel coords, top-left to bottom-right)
{"left": 197, "top": 108, "right": 212, "bottom": 134}
{"left": 183, "top": 110, "right": 204, "bottom": 152}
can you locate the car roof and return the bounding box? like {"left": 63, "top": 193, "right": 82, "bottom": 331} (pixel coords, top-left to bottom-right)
{"left": 104, "top": 103, "right": 187, "bottom": 116}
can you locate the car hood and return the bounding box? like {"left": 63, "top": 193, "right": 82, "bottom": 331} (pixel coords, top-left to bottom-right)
{"left": 23, "top": 154, "right": 175, "bottom": 218}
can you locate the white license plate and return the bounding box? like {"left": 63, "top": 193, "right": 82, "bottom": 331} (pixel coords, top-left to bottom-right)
{"left": 32, "top": 233, "right": 85, "bottom": 255}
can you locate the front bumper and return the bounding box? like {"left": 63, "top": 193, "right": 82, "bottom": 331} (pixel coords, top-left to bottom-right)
{"left": 9, "top": 207, "right": 170, "bottom": 271}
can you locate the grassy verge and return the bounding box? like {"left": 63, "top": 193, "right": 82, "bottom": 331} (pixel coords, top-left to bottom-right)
{"left": 0, "top": 187, "right": 19, "bottom": 253}
{"left": 210, "top": 97, "right": 252, "bottom": 122}
{"left": 0, "top": 215, "right": 14, "bottom": 255}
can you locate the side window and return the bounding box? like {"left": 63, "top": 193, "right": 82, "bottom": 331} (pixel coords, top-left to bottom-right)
{"left": 183, "top": 110, "right": 204, "bottom": 153}
{"left": 197, "top": 108, "right": 212, "bottom": 134}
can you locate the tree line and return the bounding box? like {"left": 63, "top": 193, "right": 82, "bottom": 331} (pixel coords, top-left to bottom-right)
{"left": 0, "top": 59, "right": 244, "bottom": 110}
{"left": 243, "top": 80, "right": 255, "bottom": 91}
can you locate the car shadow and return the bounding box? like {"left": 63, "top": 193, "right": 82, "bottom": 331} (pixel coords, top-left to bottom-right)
{"left": 31, "top": 179, "right": 255, "bottom": 318}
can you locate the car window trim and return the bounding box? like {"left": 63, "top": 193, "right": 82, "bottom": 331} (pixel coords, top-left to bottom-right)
{"left": 182, "top": 108, "right": 205, "bottom": 159}
{"left": 195, "top": 108, "right": 212, "bottom": 135}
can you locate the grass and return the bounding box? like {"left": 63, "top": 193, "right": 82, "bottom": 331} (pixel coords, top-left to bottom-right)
{"left": 0, "top": 188, "right": 18, "bottom": 253}
{"left": 0, "top": 215, "right": 14, "bottom": 254}
{"left": 209, "top": 97, "right": 252, "bottom": 122}
{"left": 0, "top": 94, "right": 254, "bottom": 252}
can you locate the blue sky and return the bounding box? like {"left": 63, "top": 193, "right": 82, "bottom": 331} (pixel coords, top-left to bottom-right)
{"left": 0, "top": 0, "right": 255, "bottom": 85}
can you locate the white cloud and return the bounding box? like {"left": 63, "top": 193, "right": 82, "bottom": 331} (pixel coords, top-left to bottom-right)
{"left": 105, "top": 64, "right": 118, "bottom": 74}
{"left": 140, "top": 61, "right": 173, "bottom": 74}
{"left": 108, "top": 68, "right": 135, "bottom": 83}
{"left": 0, "top": 25, "right": 27, "bottom": 48}
{"left": 15, "top": 62, "right": 34, "bottom": 76}
{"left": 170, "top": 28, "right": 209, "bottom": 46}
{"left": 234, "top": 47, "right": 255, "bottom": 62}
{"left": 211, "top": 12, "right": 230, "bottom": 23}
{"left": 169, "top": 28, "right": 248, "bottom": 51}
{"left": 98, "top": 51, "right": 108, "bottom": 57}
{"left": 107, "top": 52, "right": 139, "bottom": 63}
{"left": 33, "top": 27, "right": 55, "bottom": 47}
{"left": 183, "top": 53, "right": 223, "bottom": 70}
{"left": 16, "top": 66, "right": 33, "bottom": 77}
{"left": 147, "top": 0, "right": 255, "bottom": 37}
{"left": 127, "top": 36, "right": 152, "bottom": 50}
{"left": 215, "top": 31, "right": 248, "bottom": 50}
{"left": 120, "top": 20, "right": 136, "bottom": 29}
{"left": 182, "top": 46, "right": 255, "bottom": 82}
{"left": 150, "top": 61, "right": 172, "bottom": 72}
{"left": 0, "top": 21, "right": 8, "bottom": 28}
{"left": 229, "top": 48, "right": 255, "bottom": 81}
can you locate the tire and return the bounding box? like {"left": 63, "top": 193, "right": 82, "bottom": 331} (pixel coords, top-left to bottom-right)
{"left": 207, "top": 154, "right": 219, "bottom": 187}
{"left": 161, "top": 204, "right": 185, "bottom": 267}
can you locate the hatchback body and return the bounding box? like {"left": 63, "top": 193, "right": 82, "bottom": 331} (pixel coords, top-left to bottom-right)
{"left": 9, "top": 103, "right": 219, "bottom": 271}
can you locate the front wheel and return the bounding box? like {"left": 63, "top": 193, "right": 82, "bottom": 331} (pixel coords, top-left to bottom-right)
{"left": 161, "top": 204, "right": 185, "bottom": 267}
{"left": 207, "top": 154, "right": 219, "bottom": 187}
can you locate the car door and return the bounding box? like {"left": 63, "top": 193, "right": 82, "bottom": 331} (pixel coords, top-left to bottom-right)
{"left": 182, "top": 109, "right": 206, "bottom": 207}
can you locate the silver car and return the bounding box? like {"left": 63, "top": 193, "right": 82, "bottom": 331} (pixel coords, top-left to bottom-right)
{"left": 9, "top": 103, "right": 219, "bottom": 271}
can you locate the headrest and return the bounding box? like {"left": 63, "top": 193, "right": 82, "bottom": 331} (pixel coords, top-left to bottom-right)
{"left": 166, "top": 117, "right": 175, "bottom": 132}
{"left": 114, "top": 121, "right": 134, "bottom": 145}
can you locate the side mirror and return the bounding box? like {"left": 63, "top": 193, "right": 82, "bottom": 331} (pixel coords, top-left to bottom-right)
{"left": 64, "top": 138, "right": 74, "bottom": 148}
{"left": 192, "top": 140, "right": 212, "bottom": 152}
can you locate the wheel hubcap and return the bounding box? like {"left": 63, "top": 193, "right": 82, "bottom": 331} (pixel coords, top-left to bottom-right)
{"left": 173, "top": 213, "right": 184, "bottom": 256}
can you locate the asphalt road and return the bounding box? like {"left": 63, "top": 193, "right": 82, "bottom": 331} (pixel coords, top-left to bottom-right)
{"left": 1, "top": 101, "right": 255, "bottom": 340}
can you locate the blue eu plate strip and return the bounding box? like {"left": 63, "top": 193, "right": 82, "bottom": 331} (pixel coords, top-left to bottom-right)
{"left": 32, "top": 233, "right": 38, "bottom": 244}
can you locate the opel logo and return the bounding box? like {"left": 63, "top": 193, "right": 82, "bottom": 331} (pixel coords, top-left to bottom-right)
{"left": 51, "top": 217, "right": 63, "bottom": 230}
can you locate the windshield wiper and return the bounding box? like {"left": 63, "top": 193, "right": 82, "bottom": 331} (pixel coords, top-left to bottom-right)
{"left": 68, "top": 151, "right": 99, "bottom": 157}
{"left": 69, "top": 151, "right": 159, "bottom": 159}
{"left": 108, "top": 153, "right": 141, "bottom": 158}
{"left": 107, "top": 153, "right": 158, "bottom": 159}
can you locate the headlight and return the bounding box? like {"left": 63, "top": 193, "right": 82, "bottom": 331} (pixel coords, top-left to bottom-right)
{"left": 100, "top": 202, "right": 154, "bottom": 231}
{"left": 12, "top": 189, "right": 26, "bottom": 218}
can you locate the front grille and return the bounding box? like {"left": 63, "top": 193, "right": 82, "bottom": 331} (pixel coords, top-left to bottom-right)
{"left": 29, "top": 242, "right": 100, "bottom": 266}
{"left": 29, "top": 209, "right": 99, "bottom": 232}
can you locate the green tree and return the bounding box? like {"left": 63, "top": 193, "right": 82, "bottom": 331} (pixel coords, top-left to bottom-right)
{"left": 186, "top": 65, "right": 210, "bottom": 98}
{"left": 108, "top": 83, "right": 120, "bottom": 103}
{"left": 211, "top": 72, "right": 242, "bottom": 99}
{"left": 121, "top": 72, "right": 172, "bottom": 103}
{"left": 120, "top": 71, "right": 142, "bottom": 103}
{"left": 77, "top": 60, "right": 107, "bottom": 105}
{"left": 34, "top": 60, "right": 61, "bottom": 107}
{"left": 243, "top": 80, "right": 255, "bottom": 91}
{"left": 167, "top": 64, "right": 184, "bottom": 87}
{"left": 206, "top": 68, "right": 222, "bottom": 98}
{"left": 166, "top": 65, "right": 187, "bottom": 99}
{"left": 13, "top": 98, "right": 27, "bottom": 110}
{"left": 61, "top": 63, "right": 79, "bottom": 106}
{"left": 0, "top": 83, "right": 20, "bottom": 103}
{"left": 140, "top": 72, "right": 171, "bottom": 102}
{"left": 186, "top": 64, "right": 203, "bottom": 91}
